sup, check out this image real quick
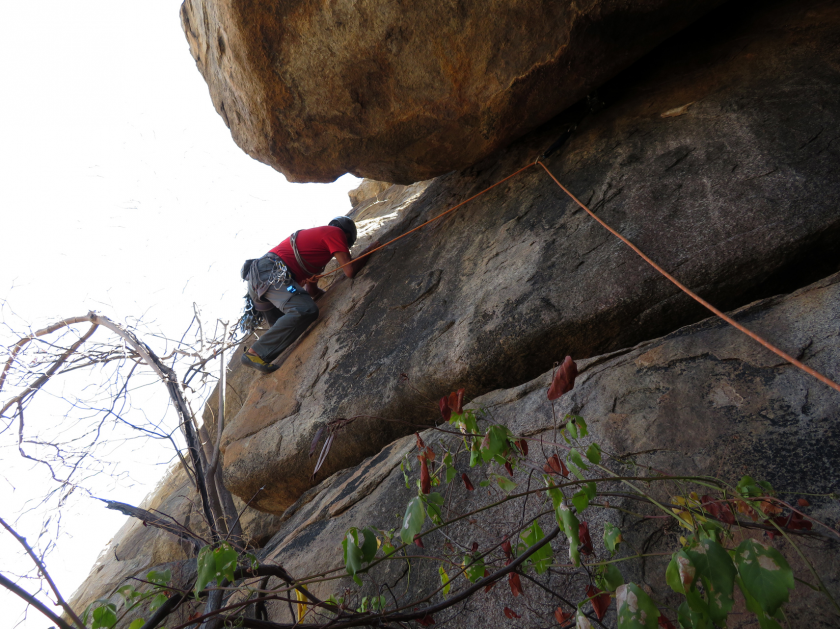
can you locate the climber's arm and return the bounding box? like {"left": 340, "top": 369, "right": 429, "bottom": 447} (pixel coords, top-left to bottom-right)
{"left": 335, "top": 240, "right": 380, "bottom": 279}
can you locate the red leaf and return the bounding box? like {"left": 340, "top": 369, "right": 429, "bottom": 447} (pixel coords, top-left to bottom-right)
{"left": 439, "top": 397, "right": 451, "bottom": 422}
{"left": 187, "top": 612, "right": 201, "bottom": 622}
{"left": 419, "top": 455, "right": 431, "bottom": 495}
{"left": 547, "top": 356, "right": 578, "bottom": 401}
{"left": 416, "top": 611, "right": 435, "bottom": 626}
{"left": 701, "top": 495, "right": 735, "bottom": 525}
{"left": 798, "top": 498, "right": 811, "bottom": 507}
{"left": 448, "top": 388, "right": 465, "bottom": 414}
{"left": 471, "top": 542, "right": 479, "bottom": 553}
{"left": 483, "top": 567, "right": 496, "bottom": 592}
{"left": 503, "top": 607, "right": 521, "bottom": 619}
{"left": 508, "top": 572, "right": 523, "bottom": 597}
{"left": 462, "top": 473, "right": 475, "bottom": 491}
{"left": 544, "top": 454, "right": 569, "bottom": 477}
{"left": 414, "top": 535, "right": 425, "bottom": 548}
{"left": 424, "top": 446, "right": 436, "bottom": 462}
{"left": 587, "top": 585, "right": 610, "bottom": 621}
{"left": 579, "top": 522, "right": 593, "bottom": 556}
{"left": 516, "top": 439, "right": 529, "bottom": 456}
{"left": 555, "top": 607, "right": 573, "bottom": 625}
{"left": 658, "top": 615, "right": 677, "bottom": 629}
{"left": 773, "top": 512, "right": 813, "bottom": 531}
{"left": 501, "top": 537, "right": 512, "bottom": 561}
{"left": 504, "top": 461, "right": 514, "bottom": 476}
{"left": 415, "top": 432, "right": 426, "bottom": 449}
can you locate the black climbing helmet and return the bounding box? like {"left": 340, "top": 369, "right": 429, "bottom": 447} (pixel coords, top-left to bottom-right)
{"left": 329, "top": 216, "right": 357, "bottom": 248}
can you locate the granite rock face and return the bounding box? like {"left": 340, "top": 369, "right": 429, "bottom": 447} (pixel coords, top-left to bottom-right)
{"left": 70, "top": 0, "right": 840, "bottom": 620}
{"left": 179, "top": 0, "right": 724, "bottom": 183}
{"left": 219, "top": 0, "right": 840, "bottom": 513}
{"left": 254, "top": 272, "right": 840, "bottom": 627}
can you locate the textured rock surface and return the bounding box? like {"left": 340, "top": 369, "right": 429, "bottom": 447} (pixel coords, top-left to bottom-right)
{"left": 348, "top": 179, "right": 392, "bottom": 208}
{"left": 220, "top": 0, "right": 840, "bottom": 513}
{"left": 70, "top": 0, "right": 840, "bottom": 617}
{"left": 68, "top": 272, "right": 840, "bottom": 625}
{"left": 255, "top": 272, "right": 840, "bottom": 627}
{"left": 179, "top": 0, "right": 724, "bottom": 183}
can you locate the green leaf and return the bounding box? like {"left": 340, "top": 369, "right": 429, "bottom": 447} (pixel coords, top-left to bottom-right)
{"left": 360, "top": 527, "right": 379, "bottom": 563}
{"left": 342, "top": 529, "right": 364, "bottom": 585}
{"left": 401, "top": 461, "right": 411, "bottom": 488}
{"left": 569, "top": 448, "right": 589, "bottom": 471}
{"left": 425, "top": 492, "right": 445, "bottom": 525}
{"left": 736, "top": 475, "right": 763, "bottom": 498}
{"left": 545, "top": 477, "right": 564, "bottom": 510}
{"left": 495, "top": 475, "right": 516, "bottom": 493}
{"left": 446, "top": 465, "right": 457, "bottom": 483}
{"left": 91, "top": 604, "right": 117, "bottom": 629}
{"left": 245, "top": 552, "right": 260, "bottom": 570}
{"left": 439, "top": 566, "right": 451, "bottom": 596}
{"left": 666, "top": 550, "right": 696, "bottom": 595}
{"left": 677, "top": 601, "right": 708, "bottom": 629}
{"left": 463, "top": 552, "right": 485, "bottom": 583}
{"left": 480, "top": 425, "right": 510, "bottom": 463}
{"left": 733, "top": 539, "right": 793, "bottom": 616}
{"left": 597, "top": 563, "right": 625, "bottom": 591}
{"left": 736, "top": 575, "right": 784, "bottom": 629}
{"left": 585, "top": 443, "right": 602, "bottom": 464}
{"left": 215, "top": 542, "right": 238, "bottom": 584}
{"left": 604, "top": 523, "right": 622, "bottom": 556}
{"left": 195, "top": 545, "right": 216, "bottom": 595}
{"left": 566, "top": 419, "right": 578, "bottom": 439}
{"left": 147, "top": 568, "right": 171, "bottom": 586}
{"left": 400, "top": 497, "right": 425, "bottom": 544}
{"left": 567, "top": 460, "right": 587, "bottom": 481}
{"left": 615, "top": 583, "right": 659, "bottom": 629}
{"left": 558, "top": 504, "right": 580, "bottom": 567}
{"left": 573, "top": 416, "right": 588, "bottom": 437}
{"left": 686, "top": 539, "right": 736, "bottom": 625}
{"left": 116, "top": 585, "right": 137, "bottom": 607}
{"left": 520, "top": 521, "right": 552, "bottom": 574}
{"left": 469, "top": 439, "right": 481, "bottom": 467}
{"left": 572, "top": 489, "right": 590, "bottom": 513}
{"left": 149, "top": 593, "right": 168, "bottom": 612}
{"left": 128, "top": 620, "right": 145, "bottom": 629}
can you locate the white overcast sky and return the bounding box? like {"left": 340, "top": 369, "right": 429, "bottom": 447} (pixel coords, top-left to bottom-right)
{"left": 0, "top": 2, "right": 360, "bottom": 625}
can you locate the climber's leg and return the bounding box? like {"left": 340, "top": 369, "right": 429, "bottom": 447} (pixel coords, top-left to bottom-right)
{"left": 249, "top": 284, "right": 319, "bottom": 364}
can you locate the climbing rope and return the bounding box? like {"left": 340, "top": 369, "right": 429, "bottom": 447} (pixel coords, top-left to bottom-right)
{"left": 309, "top": 157, "right": 840, "bottom": 395}
{"left": 310, "top": 163, "right": 536, "bottom": 280}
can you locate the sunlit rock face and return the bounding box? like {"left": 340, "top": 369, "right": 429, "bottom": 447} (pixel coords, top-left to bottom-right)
{"left": 179, "top": 0, "right": 724, "bottom": 184}
{"left": 217, "top": 0, "right": 840, "bottom": 513}
{"left": 71, "top": 0, "right": 840, "bottom": 615}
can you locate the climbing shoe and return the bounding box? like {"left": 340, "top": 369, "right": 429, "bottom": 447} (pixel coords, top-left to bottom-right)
{"left": 240, "top": 351, "right": 279, "bottom": 374}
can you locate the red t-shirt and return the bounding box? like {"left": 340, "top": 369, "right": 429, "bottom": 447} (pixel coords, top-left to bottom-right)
{"left": 270, "top": 225, "right": 350, "bottom": 282}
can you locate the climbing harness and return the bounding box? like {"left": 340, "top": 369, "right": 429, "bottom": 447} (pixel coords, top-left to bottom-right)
{"left": 306, "top": 148, "right": 840, "bottom": 396}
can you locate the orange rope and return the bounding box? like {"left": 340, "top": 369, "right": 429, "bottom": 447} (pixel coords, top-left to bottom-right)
{"left": 308, "top": 153, "right": 839, "bottom": 395}
{"left": 311, "top": 163, "right": 536, "bottom": 280}
{"left": 536, "top": 159, "right": 840, "bottom": 395}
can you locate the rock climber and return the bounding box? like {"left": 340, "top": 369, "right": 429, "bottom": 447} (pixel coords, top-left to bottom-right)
{"left": 240, "top": 216, "right": 378, "bottom": 373}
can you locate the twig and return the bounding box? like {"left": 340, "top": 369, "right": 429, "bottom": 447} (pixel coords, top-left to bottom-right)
{"left": 0, "top": 516, "right": 87, "bottom": 629}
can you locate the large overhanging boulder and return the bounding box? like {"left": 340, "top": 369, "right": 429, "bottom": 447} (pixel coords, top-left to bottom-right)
{"left": 179, "top": 0, "right": 724, "bottom": 183}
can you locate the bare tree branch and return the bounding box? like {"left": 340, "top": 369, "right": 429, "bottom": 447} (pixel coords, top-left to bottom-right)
{"left": 0, "top": 516, "right": 87, "bottom": 629}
